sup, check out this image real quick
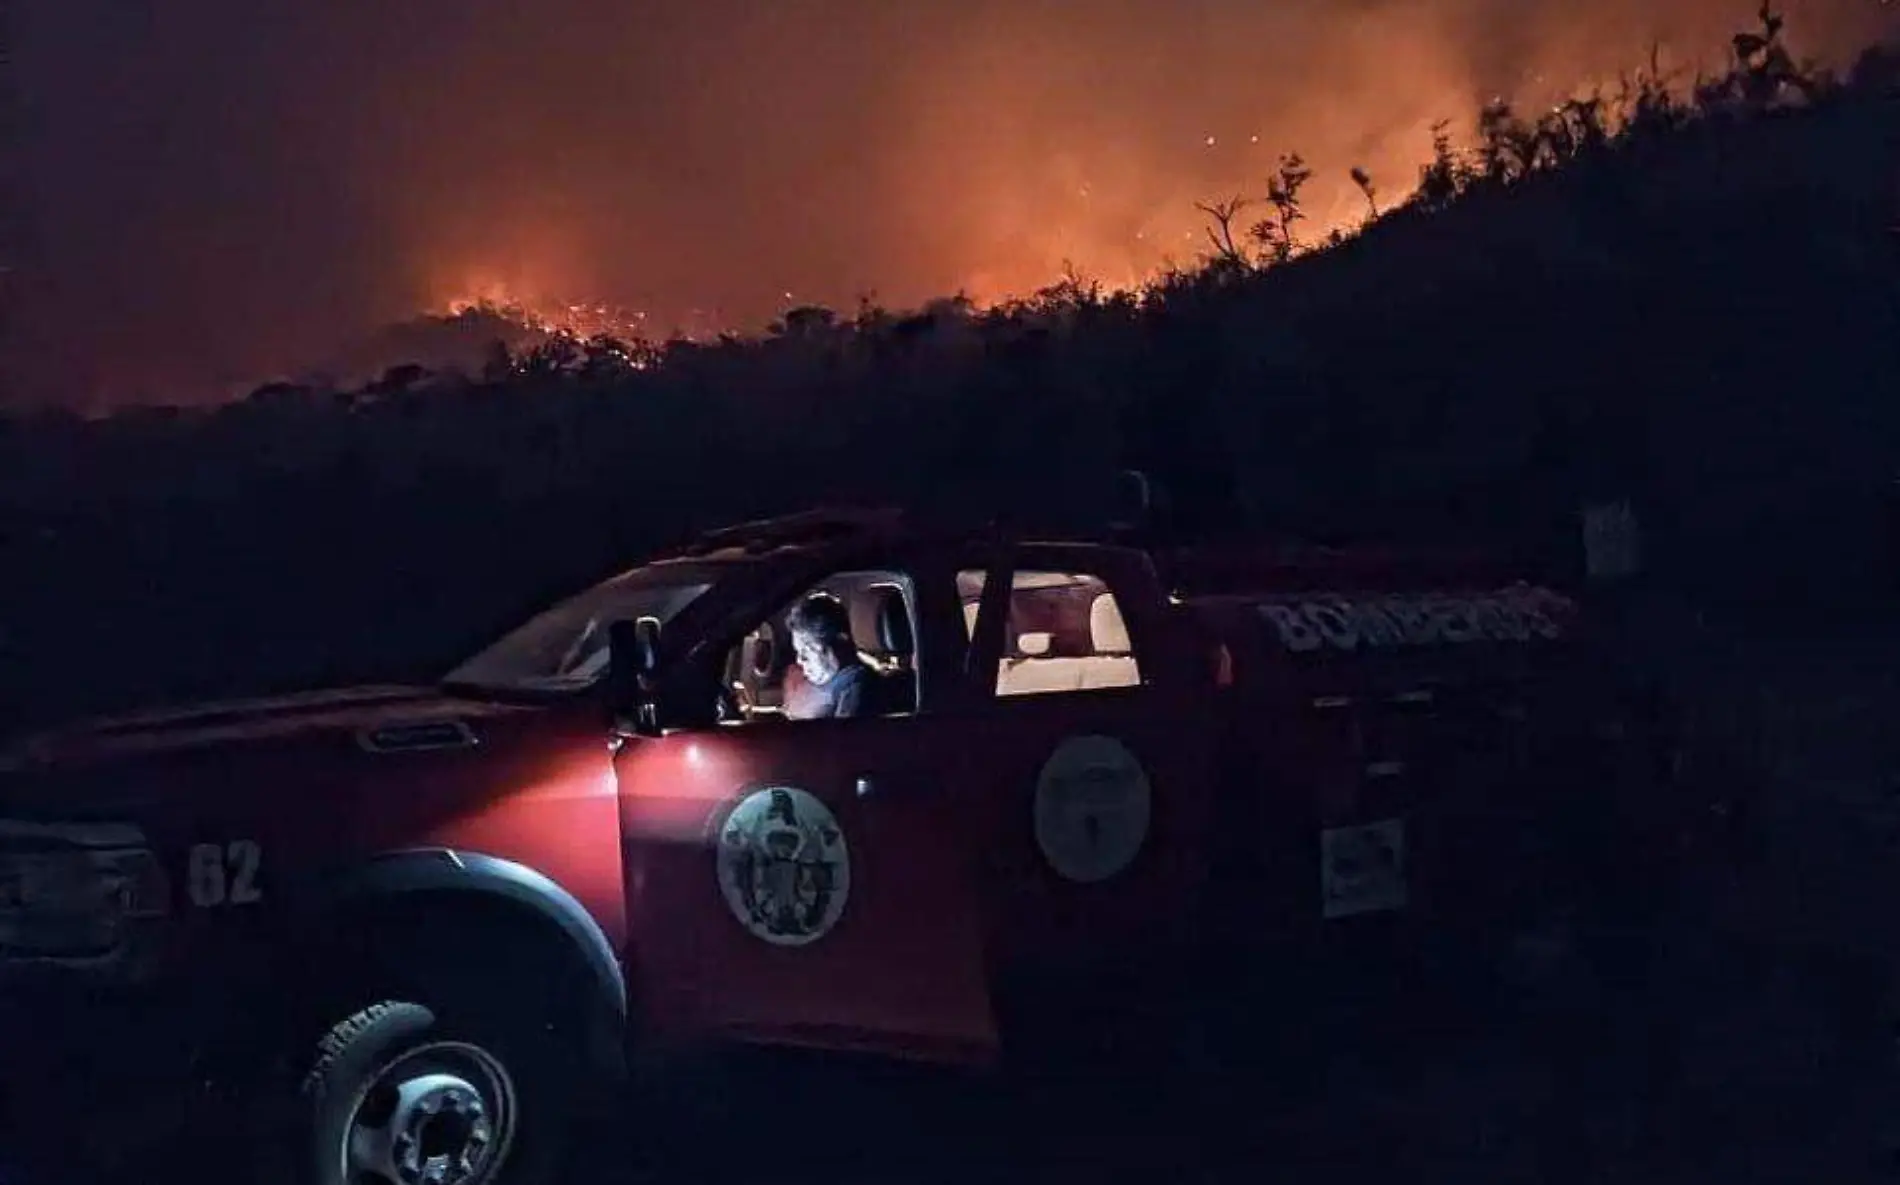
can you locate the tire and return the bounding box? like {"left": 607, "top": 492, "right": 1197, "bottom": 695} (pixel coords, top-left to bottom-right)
{"left": 292, "top": 999, "right": 573, "bottom": 1185}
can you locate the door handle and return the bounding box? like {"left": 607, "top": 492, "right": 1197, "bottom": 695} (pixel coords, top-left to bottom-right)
{"left": 854, "top": 770, "right": 912, "bottom": 798}
{"left": 854, "top": 767, "right": 927, "bottom": 798}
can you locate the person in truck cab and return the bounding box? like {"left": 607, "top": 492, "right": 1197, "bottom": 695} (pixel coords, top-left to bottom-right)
{"left": 784, "top": 591, "right": 868, "bottom": 719}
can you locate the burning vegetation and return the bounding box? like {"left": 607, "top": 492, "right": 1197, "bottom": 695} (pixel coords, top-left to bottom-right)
{"left": 331, "top": 4, "right": 1882, "bottom": 391}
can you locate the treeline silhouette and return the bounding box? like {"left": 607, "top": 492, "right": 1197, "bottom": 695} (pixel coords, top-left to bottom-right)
{"left": 1, "top": 7, "right": 1894, "bottom": 735}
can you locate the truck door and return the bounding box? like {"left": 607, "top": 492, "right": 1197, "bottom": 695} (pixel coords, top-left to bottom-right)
{"left": 953, "top": 543, "right": 1220, "bottom": 982}
{"left": 614, "top": 554, "right": 997, "bottom": 1065}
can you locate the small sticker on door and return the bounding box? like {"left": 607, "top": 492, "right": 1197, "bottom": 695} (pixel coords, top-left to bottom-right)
{"left": 717, "top": 786, "right": 851, "bottom": 946}
{"left": 1320, "top": 818, "right": 1407, "bottom": 919}
{"left": 1033, "top": 734, "right": 1153, "bottom": 884}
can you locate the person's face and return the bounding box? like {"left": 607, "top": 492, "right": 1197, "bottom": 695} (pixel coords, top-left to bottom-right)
{"left": 792, "top": 629, "right": 841, "bottom": 685}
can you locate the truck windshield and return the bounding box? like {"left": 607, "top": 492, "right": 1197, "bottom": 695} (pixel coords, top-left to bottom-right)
{"left": 444, "top": 562, "right": 721, "bottom": 693}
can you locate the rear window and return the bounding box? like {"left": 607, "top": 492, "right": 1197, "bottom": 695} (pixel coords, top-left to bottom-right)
{"left": 959, "top": 568, "right": 1142, "bottom": 696}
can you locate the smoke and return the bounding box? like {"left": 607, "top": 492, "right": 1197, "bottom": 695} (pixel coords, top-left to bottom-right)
{"left": 7, "top": 0, "right": 1893, "bottom": 407}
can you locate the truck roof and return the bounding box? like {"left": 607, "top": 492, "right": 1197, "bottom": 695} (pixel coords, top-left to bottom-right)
{"left": 653, "top": 503, "right": 1524, "bottom": 598}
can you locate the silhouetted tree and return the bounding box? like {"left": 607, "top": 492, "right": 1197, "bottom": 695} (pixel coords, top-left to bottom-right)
{"left": 1251, "top": 153, "right": 1313, "bottom": 264}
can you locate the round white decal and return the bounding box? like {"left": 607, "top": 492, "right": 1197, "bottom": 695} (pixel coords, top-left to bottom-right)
{"left": 716, "top": 786, "right": 851, "bottom": 946}
{"left": 1033, "top": 734, "right": 1153, "bottom": 884}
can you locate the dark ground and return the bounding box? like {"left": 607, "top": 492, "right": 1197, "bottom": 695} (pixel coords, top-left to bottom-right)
{"left": 566, "top": 928, "right": 1896, "bottom": 1185}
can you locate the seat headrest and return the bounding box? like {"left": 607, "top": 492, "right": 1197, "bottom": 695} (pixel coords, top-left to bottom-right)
{"left": 870, "top": 584, "right": 914, "bottom": 657}
{"left": 1089, "top": 593, "right": 1131, "bottom": 654}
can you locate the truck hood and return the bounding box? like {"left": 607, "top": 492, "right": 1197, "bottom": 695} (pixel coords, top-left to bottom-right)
{"left": 0, "top": 684, "right": 533, "bottom": 773}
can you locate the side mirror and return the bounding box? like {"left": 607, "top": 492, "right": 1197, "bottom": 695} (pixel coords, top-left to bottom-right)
{"left": 633, "top": 615, "right": 662, "bottom": 670}
{"left": 606, "top": 616, "right": 663, "bottom": 728}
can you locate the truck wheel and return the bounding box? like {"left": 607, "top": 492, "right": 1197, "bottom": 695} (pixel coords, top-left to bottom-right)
{"left": 297, "top": 1000, "right": 570, "bottom": 1185}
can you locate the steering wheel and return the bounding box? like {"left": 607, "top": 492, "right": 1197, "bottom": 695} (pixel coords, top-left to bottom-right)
{"left": 715, "top": 681, "right": 748, "bottom": 724}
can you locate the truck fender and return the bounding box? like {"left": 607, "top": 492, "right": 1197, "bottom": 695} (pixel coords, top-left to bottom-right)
{"left": 295, "top": 846, "right": 628, "bottom": 1027}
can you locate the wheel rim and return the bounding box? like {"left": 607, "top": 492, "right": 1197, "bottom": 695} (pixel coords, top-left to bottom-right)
{"left": 334, "top": 1040, "right": 519, "bottom": 1185}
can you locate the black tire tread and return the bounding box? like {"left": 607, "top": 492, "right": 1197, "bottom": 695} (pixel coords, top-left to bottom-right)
{"left": 300, "top": 1000, "right": 423, "bottom": 1107}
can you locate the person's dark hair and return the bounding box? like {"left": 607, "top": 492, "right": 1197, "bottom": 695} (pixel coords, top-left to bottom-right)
{"left": 786, "top": 591, "right": 853, "bottom": 646}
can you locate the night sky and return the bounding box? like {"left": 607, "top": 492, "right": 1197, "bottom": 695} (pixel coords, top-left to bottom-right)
{"left": 8, "top": 0, "right": 1894, "bottom": 408}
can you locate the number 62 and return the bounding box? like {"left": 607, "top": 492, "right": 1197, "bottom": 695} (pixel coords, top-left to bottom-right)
{"left": 187, "top": 840, "right": 263, "bottom": 908}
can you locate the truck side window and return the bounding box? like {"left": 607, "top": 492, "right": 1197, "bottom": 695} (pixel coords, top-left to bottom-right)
{"left": 964, "top": 569, "right": 1142, "bottom": 697}
{"left": 724, "top": 569, "right": 921, "bottom": 721}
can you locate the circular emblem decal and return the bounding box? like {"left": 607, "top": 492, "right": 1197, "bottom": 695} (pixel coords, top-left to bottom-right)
{"left": 1033, "top": 734, "right": 1153, "bottom": 884}
{"left": 717, "top": 786, "right": 851, "bottom": 946}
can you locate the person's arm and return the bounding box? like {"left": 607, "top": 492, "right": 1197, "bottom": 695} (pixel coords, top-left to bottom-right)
{"left": 782, "top": 663, "right": 817, "bottom": 720}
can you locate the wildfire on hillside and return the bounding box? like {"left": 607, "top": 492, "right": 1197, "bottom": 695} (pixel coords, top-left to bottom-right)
{"left": 13, "top": 0, "right": 1894, "bottom": 408}
{"left": 441, "top": 286, "right": 654, "bottom": 343}
{"left": 435, "top": 277, "right": 745, "bottom": 344}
